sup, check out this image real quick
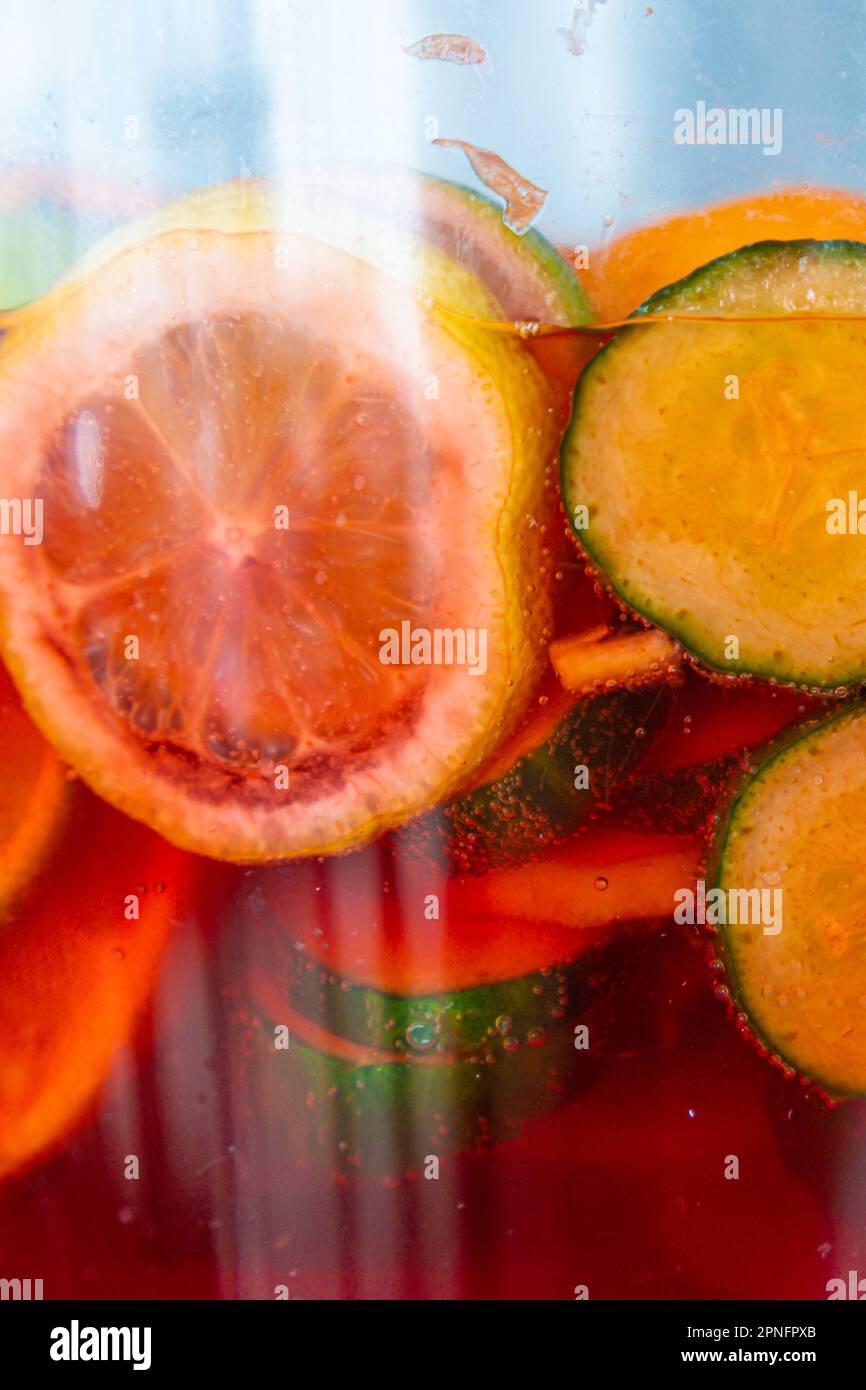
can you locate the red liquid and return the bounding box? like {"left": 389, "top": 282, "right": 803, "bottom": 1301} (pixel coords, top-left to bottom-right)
{"left": 3, "top": 191, "right": 866, "bottom": 1301}
{"left": 0, "top": 584, "right": 857, "bottom": 1302}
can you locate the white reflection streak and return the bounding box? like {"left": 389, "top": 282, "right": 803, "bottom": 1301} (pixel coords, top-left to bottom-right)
{"left": 149, "top": 914, "right": 238, "bottom": 1295}
{"left": 249, "top": 0, "right": 456, "bottom": 1298}
{"left": 74, "top": 409, "right": 105, "bottom": 508}
{"left": 391, "top": 825, "right": 459, "bottom": 1298}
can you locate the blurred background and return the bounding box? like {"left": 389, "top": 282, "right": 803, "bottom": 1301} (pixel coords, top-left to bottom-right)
{"left": 1, "top": 0, "right": 865, "bottom": 282}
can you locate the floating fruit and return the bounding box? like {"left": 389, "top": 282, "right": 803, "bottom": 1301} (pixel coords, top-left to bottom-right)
{"left": 714, "top": 708, "right": 866, "bottom": 1096}
{"left": 607, "top": 676, "right": 818, "bottom": 839}
{"left": 395, "top": 678, "right": 670, "bottom": 874}
{"left": 0, "top": 661, "right": 68, "bottom": 917}
{"left": 282, "top": 165, "right": 591, "bottom": 335}
{"left": 228, "top": 901, "right": 660, "bottom": 1178}
{"left": 549, "top": 624, "right": 681, "bottom": 694}
{"left": 243, "top": 1001, "right": 601, "bottom": 1179}
{"left": 580, "top": 185, "right": 866, "bottom": 321}
{"left": 0, "top": 179, "right": 560, "bottom": 861}
{"left": 260, "top": 928, "right": 596, "bottom": 1059}
{"left": 0, "top": 790, "right": 188, "bottom": 1178}
{"left": 228, "top": 824, "right": 696, "bottom": 1060}
{"left": 460, "top": 827, "right": 700, "bottom": 930}
{"left": 562, "top": 239, "right": 866, "bottom": 687}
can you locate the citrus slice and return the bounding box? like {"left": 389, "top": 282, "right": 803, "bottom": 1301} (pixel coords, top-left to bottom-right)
{"left": 0, "top": 661, "right": 68, "bottom": 914}
{"left": 0, "top": 181, "right": 555, "bottom": 861}
{"left": 580, "top": 185, "right": 866, "bottom": 322}
{"left": 0, "top": 796, "right": 188, "bottom": 1178}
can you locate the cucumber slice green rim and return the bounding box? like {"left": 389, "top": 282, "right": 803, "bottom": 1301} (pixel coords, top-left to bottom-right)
{"left": 283, "top": 163, "right": 593, "bottom": 328}
{"left": 236, "top": 931, "right": 648, "bottom": 1177}
{"left": 561, "top": 238, "right": 866, "bottom": 690}
{"left": 273, "top": 933, "right": 596, "bottom": 1057}
{"left": 712, "top": 703, "right": 866, "bottom": 1096}
{"left": 395, "top": 681, "right": 671, "bottom": 874}
{"left": 261, "top": 1008, "right": 600, "bottom": 1177}
{"left": 424, "top": 172, "right": 593, "bottom": 327}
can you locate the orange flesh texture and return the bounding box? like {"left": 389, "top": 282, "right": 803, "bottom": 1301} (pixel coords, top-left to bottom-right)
{"left": 0, "top": 662, "right": 68, "bottom": 910}
{"left": 41, "top": 312, "right": 444, "bottom": 767}
{"left": 0, "top": 795, "right": 190, "bottom": 1178}
{"left": 0, "top": 227, "right": 549, "bottom": 859}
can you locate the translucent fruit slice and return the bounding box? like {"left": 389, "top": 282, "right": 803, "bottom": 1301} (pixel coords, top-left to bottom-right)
{"left": 58, "top": 167, "right": 591, "bottom": 341}
{"left": 294, "top": 163, "right": 592, "bottom": 329}
{"left": 579, "top": 185, "right": 866, "bottom": 322}
{"left": 229, "top": 824, "right": 698, "bottom": 1045}
{"left": 73, "top": 167, "right": 593, "bottom": 407}
{"left": 0, "top": 795, "right": 188, "bottom": 1178}
{"left": 715, "top": 707, "right": 866, "bottom": 1095}
{"left": 563, "top": 239, "right": 866, "bottom": 687}
{"left": 0, "top": 661, "right": 68, "bottom": 914}
{"left": 0, "top": 185, "right": 554, "bottom": 861}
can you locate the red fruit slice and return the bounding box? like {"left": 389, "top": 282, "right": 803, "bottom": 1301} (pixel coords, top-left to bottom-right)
{"left": 232, "top": 827, "right": 699, "bottom": 997}
{"left": 0, "top": 185, "right": 554, "bottom": 861}
{"left": 0, "top": 796, "right": 191, "bottom": 1179}
{"left": 0, "top": 661, "right": 68, "bottom": 915}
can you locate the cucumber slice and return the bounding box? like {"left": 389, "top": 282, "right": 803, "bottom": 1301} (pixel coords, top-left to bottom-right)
{"left": 396, "top": 682, "right": 671, "bottom": 873}
{"left": 264, "top": 920, "right": 595, "bottom": 1058}
{"left": 249, "top": 1005, "right": 600, "bottom": 1178}
{"left": 230, "top": 833, "right": 624, "bottom": 1055}
{"left": 562, "top": 239, "right": 866, "bottom": 688}
{"left": 223, "top": 839, "right": 668, "bottom": 1175}
{"left": 274, "top": 165, "right": 592, "bottom": 420}
{"left": 235, "top": 931, "right": 643, "bottom": 1177}
{"left": 714, "top": 706, "right": 866, "bottom": 1095}
{"left": 261, "top": 931, "right": 593, "bottom": 1058}
{"left": 285, "top": 164, "right": 592, "bottom": 331}
{"left": 231, "top": 827, "right": 690, "bottom": 1074}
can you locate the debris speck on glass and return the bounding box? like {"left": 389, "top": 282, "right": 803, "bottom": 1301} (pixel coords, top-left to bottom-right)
{"left": 403, "top": 33, "right": 487, "bottom": 65}
{"left": 558, "top": 0, "right": 608, "bottom": 56}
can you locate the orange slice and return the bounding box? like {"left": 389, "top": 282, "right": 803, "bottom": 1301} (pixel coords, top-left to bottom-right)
{"left": 0, "top": 661, "right": 68, "bottom": 913}
{"left": 0, "top": 798, "right": 189, "bottom": 1178}
{"left": 581, "top": 185, "right": 866, "bottom": 320}
{"left": 0, "top": 182, "right": 554, "bottom": 862}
